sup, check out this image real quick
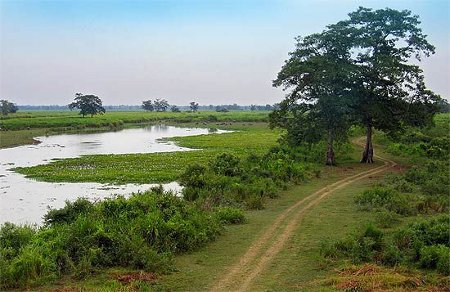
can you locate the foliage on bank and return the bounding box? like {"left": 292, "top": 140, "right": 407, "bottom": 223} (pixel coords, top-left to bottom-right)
{"left": 0, "top": 188, "right": 246, "bottom": 289}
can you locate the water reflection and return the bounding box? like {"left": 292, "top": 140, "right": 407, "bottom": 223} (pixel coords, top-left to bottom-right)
{"left": 0, "top": 125, "right": 229, "bottom": 225}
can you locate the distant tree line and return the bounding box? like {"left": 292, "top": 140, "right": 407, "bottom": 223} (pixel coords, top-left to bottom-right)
{"left": 141, "top": 99, "right": 276, "bottom": 112}
{"left": 13, "top": 102, "right": 280, "bottom": 112}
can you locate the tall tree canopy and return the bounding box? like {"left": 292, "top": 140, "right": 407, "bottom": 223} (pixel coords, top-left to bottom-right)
{"left": 68, "top": 93, "right": 105, "bottom": 117}
{"left": 336, "top": 7, "right": 439, "bottom": 163}
{"left": 271, "top": 28, "right": 354, "bottom": 165}
{"left": 272, "top": 7, "right": 440, "bottom": 165}
{"left": 153, "top": 99, "right": 169, "bottom": 112}
{"left": 0, "top": 100, "right": 18, "bottom": 116}
{"left": 190, "top": 101, "right": 199, "bottom": 112}
{"left": 142, "top": 100, "right": 154, "bottom": 111}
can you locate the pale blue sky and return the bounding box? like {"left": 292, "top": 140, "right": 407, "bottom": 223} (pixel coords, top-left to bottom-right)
{"left": 1, "top": 0, "right": 449, "bottom": 105}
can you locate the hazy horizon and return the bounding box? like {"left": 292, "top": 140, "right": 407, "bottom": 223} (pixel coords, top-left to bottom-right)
{"left": 1, "top": 0, "right": 449, "bottom": 106}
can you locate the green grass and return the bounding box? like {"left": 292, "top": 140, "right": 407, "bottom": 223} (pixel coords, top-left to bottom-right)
{"left": 0, "top": 110, "right": 270, "bottom": 130}
{"left": 0, "top": 129, "right": 48, "bottom": 149}
{"left": 15, "top": 124, "right": 281, "bottom": 184}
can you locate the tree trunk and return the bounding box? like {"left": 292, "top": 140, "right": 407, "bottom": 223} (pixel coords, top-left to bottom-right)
{"left": 361, "top": 124, "right": 374, "bottom": 163}
{"left": 326, "top": 129, "right": 336, "bottom": 166}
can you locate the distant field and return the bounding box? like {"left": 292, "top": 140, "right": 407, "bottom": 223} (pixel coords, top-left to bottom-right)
{"left": 0, "top": 110, "right": 271, "bottom": 148}
{"left": 0, "top": 110, "right": 270, "bottom": 130}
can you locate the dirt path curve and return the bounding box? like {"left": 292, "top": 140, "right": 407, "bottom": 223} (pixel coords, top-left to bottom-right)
{"left": 209, "top": 142, "right": 396, "bottom": 291}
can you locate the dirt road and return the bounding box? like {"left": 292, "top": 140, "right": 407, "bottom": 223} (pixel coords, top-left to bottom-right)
{"left": 210, "top": 149, "right": 396, "bottom": 291}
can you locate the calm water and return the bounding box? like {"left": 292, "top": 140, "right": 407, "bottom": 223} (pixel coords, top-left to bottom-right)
{"left": 0, "top": 125, "right": 226, "bottom": 225}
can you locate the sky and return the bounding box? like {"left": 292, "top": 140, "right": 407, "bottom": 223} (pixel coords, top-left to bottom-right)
{"left": 1, "top": 0, "right": 449, "bottom": 106}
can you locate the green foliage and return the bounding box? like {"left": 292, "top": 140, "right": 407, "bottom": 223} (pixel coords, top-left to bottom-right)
{"left": 325, "top": 113, "right": 449, "bottom": 276}
{"left": 419, "top": 245, "right": 450, "bottom": 274}
{"left": 213, "top": 207, "right": 246, "bottom": 224}
{"left": 355, "top": 187, "right": 412, "bottom": 215}
{"left": 374, "top": 210, "right": 401, "bottom": 229}
{"left": 142, "top": 100, "right": 154, "bottom": 111}
{"left": 15, "top": 124, "right": 280, "bottom": 184}
{"left": 44, "top": 198, "right": 94, "bottom": 225}
{"left": 209, "top": 153, "right": 242, "bottom": 177}
{"left": 68, "top": 93, "right": 106, "bottom": 117}
{"left": 322, "top": 215, "right": 450, "bottom": 275}
{"left": 0, "top": 189, "right": 241, "bottom": 289}
{"left": 0, "top": 99, "right": 18, "bottom": 116}
{"left": 180, "top": 148, "right": 315, "bottom": 210}
{"left": 271, "top": 31, "right": 353, "bottom": 165}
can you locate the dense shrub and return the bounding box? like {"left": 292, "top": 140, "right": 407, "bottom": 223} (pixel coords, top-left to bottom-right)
{"left": 0, "top": 189, "right": 244, "bottom": 289}
{"left": 180, "top": 148, "right": 314, "bottom": 210}
{"left": 322, "top": 215, "right": 450, "bottom": 275}
{"left": 214, "top": 207, "right": 246, "bottom": 224}
{"left": 355, "top": 187, "right": 412, "bottom": 215}
{"left": 209, "top": 153, "right": 242, "bottom": 177}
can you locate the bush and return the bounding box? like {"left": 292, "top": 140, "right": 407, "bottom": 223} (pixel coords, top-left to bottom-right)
{"left": 375, "top": 210, "right": 401, "bottom": 228}
{"left": 44, "top": 198, "right": 94, "bottom": 225}
{"left": 209, "top": 153, "right": 242, "bottom": 177}
{"left": 214, "top": 207, "right": 246, "bottom": 224}
{"left": 355, "top": 187, "right": 412, "bottom": 215}
{"left": 419, "top": 245, "right": 450, "bottom": 275}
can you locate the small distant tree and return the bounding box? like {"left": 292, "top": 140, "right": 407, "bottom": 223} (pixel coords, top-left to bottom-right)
{"left": 171, "top": 105, "right": 181, "bottom": 112}
{"left": 153, "top": 98, "right": 169, "bottom": 112}
{"left": 68, "top": 93, "right": 105, "bottom": 117}
{"left": 142, "top": 100, "right": 154, "bottom": 111}
{"left": 215, "top": 106, "right": 229, "bottom": 112}
{"left": 190, "top": 101, "right": 199, "bottom": 112}
{"left": 250, "top": 105, "right": 257, "bottom": 111}
{"left": 0, "top": 100, "right": 18, "bottom": 115}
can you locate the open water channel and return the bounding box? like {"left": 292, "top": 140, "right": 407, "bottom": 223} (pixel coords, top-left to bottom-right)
{"left": 0, "top": 125, "right": 226, "bottom": 225}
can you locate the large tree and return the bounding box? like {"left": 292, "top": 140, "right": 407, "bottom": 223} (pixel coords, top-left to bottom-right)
{"left": 335, "top": 7, "right": 438, "bottom": 163}
{"left": 68, "top": 93, "right": 105, "bottom": 117}
{"left": 153, "top": 98, "right": 169, "bottom": 112}
{"left": 142, "top": 100, "right": 154, "bottom": 111}
{"left": 189, "top": 101, "right": 199, "bottom": 112}
{"left": 271, "top": 29, "right": 354, "bottom": 165}
{"left": 0, "top": 100, "right": 18, "bottom": 116}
